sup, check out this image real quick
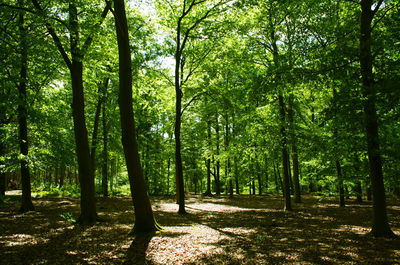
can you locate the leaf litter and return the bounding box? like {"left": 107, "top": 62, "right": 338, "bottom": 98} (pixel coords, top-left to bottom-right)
{"left": 1, "top": 193, "right": 400, "bottom": 264}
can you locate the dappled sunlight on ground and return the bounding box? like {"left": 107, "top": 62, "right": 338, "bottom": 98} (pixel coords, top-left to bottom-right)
{"left": 1, "top": 193, "right": 400, "bottom": 264}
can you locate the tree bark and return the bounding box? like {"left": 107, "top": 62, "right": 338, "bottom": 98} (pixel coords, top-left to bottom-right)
{"left": 273, "top": 163, "right": 279, "bottom": 193}
{"left": 278, "top": 95, "right": 292, "bottom": 211}
{"left": 360, "top": 0, "right": 394, "bottom": 238}
{"left": 69, "top": 2, "right": 97, "bottom": 224}
{"left": 288, "top": 96, "right": 301, "bottom": 202}
{"left": 59, "top": 165, "right": 65, "bottom": 188}
{"left": 204, "top": 118, "right": 212, "bottom": 196}
{"left": 174, "top": 12, "right": 186, "bottom": 214}
{"left": 90, "top": 79, "right": 109, "bottom": 175}
{"left": 336, "top": 160, "right": 345, "bottom": 207}
{"left": 113, "top": 0, "right": 156, "bottom": 233}
{"left": 355, "top": 181, "right": 363, "bottom": 203}
{"left": 264, "top": 155, "right": 269, "bottom": 192}
{"left": 215, "top": 112, "right": 221, "bottom": 195}
{"left": 102, "top": 88, "right": 108, "bottom": 197}
{"left": 17, "top": 3, "right": 34, "bottom": 212}
{"left": 167, "top": 156, "right": 170, "bottom": 195}
{"left": 255, "top": 145, "right": 262, "bottom": 195}
{"left": 0, "top": 134, "right": 6, "bottom": 198}
{"left": 234, "top": 156, "right": 240, "bottom": 194}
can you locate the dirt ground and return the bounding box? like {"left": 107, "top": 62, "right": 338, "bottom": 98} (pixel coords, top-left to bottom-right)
{"left": 1, "top": 191, "right": 400, "bottom": 264}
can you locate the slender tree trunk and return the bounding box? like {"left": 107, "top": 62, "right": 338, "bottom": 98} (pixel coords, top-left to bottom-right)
{"left": 215, "top": 112, "right": 221, "bottom": 195}
{"left": 90, "top": 87, "right": 103, "bottom": 173}
{"left": 174, "top": 12, "right": 186, "bottom": 214}
{"left": 102, "top": 90, "right": 108, "bottom": 197}
{"left": 336, "top": 160, "right": 345, "bottom": 207}
{"left": 288, "top": 95, "right": 301, "bottom": 202}
{"left": 360, "top": 0, "right": 394, "bottom": 238}
{"left": 167, "top": 156, "right": 170, "bottom": 195}
{"left": 225, "top": 114, "right": 233, "bottom": 198}
{"left": 273, "top": 163, "right": 279, "bottom": 193}
{"left": 355, "top": 181, "right": 363, "bottom": 203}
{"left": 255, "top": 145, "right": 262, "bottom": 195}
{"left": 264, "top": 156, "right": 269, "bottom": 192}
{"left": 54, "top": 167, "right": 59, "bottom": 188}
{"left": 288, "top": 157, "right": 294, "bottom": 195}
{"left": 59, "top": 165, "right": 65, "bottom": 188}
{"left": 278, "top": 95, "right": 292, "bottom": 211}
{"left": 234, "top": 156, "right": 239, "bottom": 194}
{"left": 17, "top": 4, "right": 34, "bottom": 212}
{"left": 0, "top": 139, "right": 6, "bottom": 198}
{"left": 113, "top": 0, "right": 156, "bottom": 233}
{"left": 204, "top": 119, "right": 212, "bottom": 196}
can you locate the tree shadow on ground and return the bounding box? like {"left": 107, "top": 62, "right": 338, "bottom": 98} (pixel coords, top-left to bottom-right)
{"left": 125, "top": 233, "right": 154, "bottom": 265}
{"left": 2, "top": 194, "right": 400, "bottom": 264}
{"left": 174, "top": 195, "right": 400, "bottom": 264}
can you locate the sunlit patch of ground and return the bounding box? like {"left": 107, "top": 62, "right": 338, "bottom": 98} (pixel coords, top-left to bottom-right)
{"left": 1, "top": 192, "right": 400, "bottom": 264}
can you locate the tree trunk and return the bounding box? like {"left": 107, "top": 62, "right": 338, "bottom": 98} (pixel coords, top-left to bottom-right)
{"left": 360, "top": 0, "right": 394, "bottom": 238}
{"left": 113, "top": 0, "right": 156, "bottom": 233}
{"left": 288, "top": 95, "right": 301, "bottom": 202}
{"left": 278, "top": 95, "right": 292, "bottom": 211}
{"left": 215, "top": 112, "right": 221, "bottom": 195}
{"left": 167, "top": 156, "right": 170, "bottom": 195}
{"left": 255, "top": 145, "right": 262, "bottom": 195}
{"left": 69, "top": 3, "right": 97, "bottom": 223}
{"left": 0, "top": 140, "right": 6, "bottom": 198}
{"left": 234, "top": 156, "right": 239, "bottom": 194}
{"left": 90, "top": 86, "right": 103, "bottom": 174}
{"left": 102, "top": 90, "right": 108, "bottom": 197}
{"left": 17, "top": 4, "right": 34, "bottom": 212}
{"left": 264, "top": 155, "right": 269, "bottom": 193}
{"left": 59, "top": 165, "right": 65, "bottom": 188}
{"left": 336, "top": 160, "right": 345, "bottom": 207}
{"left": 204, "top": 118, "right": 212, "bottom": 196}
{"left": 288, "top": 157, "right": 294, "bottom": 195}
{"left": 174, "top": 12, "right": 186, "bottom": 214}
{"left": 355, "top": 181, "right": 363, "bottom": 203}
{"left": 273, "top": 163, "right": 279, "bottom": 193}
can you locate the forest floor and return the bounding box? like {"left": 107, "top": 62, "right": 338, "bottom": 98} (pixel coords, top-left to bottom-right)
{"left": 1, "top": 191, "right": 400, "bottom": 264}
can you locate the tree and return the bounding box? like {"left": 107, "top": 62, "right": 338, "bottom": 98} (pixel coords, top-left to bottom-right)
{"left": 31, "top": 0, "right": 109, "bottom": 224}
{"left": 111, "top": 0, "right": 158, "bottom": 233}
{"left": 17, "top": 0, "right": 34, "bottom": 212}
{"left": 157, "top": 0, "right": 231, "bottom": 213}
{"left": 359, "top": 0, "right": 395, "bottom": 238}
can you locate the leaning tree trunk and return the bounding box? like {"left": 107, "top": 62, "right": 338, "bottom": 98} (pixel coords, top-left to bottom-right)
{"left": 113, "top": 0, "right": 156, "bottom": 233}
{"left": 17, "top": 5, "right": 34, "bottom": 212}
{"left": 360, "top": 0, "right": 394, "bottom": 238}
{"left": 89, "top": 78, "right": 109, "bottom": 186}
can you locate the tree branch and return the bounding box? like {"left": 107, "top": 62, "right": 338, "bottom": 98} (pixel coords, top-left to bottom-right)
{"left": 372, "top": 2, "right": 399, "bottom": 30}
{"left": 31, "top": 0, "right": 72, "bottom": 70}
{"left": 81, "top": 4, "right": 110, "bottom": 57}
{"left": 181, "top": 92, "right": 204, "bottom": 116}
{"left": 373, "top": 0, "right": 384, "bottom": 14}
{"left": 0, "top": 3, "right": 68, "bottom": 27}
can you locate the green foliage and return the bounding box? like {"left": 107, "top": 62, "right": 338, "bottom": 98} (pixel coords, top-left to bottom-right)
{"left": 59, "top": 211, "right": 76, "bottom": 223}
{"left": 0, "top": 0, "right": 398, "bottom": 201}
